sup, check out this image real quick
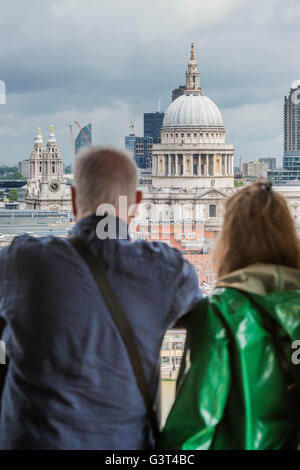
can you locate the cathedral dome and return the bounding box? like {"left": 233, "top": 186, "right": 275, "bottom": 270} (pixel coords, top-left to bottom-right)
{"left": 163, "top": 94, "right": 224, "bottom": 129}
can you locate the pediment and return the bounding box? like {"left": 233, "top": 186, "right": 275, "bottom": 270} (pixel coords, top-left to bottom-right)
{"left": 195, "top": 189, "right": 229, "bottom": 200}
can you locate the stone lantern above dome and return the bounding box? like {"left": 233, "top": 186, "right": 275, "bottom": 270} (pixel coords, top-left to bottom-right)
{"left": 151, "top": 44, "right": 234, "bottom": 190}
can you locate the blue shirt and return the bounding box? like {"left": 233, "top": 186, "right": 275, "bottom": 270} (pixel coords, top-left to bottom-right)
{"left": 0, "top": 215, "right": 202, "bottom": 450}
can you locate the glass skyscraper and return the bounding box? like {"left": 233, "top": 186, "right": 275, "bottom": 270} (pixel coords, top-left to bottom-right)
{"left": 268, "top": 83, "right": 300, "bottom": 183}
{"left": 284, "top": 83, "right": 300, "bottom": 156}
{"left": 144, "top": 112, "right": 164, "bottom": 143}
{"left": 172, "top": 85, "right": 185, "bottom": 102}
{"left": 75, "top": 123, "right": 92, "bottom": 154}
{"left": 125, "top": 134, "right": 137, "bottom": 158}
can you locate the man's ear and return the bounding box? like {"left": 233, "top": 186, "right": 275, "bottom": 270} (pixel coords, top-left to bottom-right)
{"left": 71, "top": 186, "right": 78, "bottom": 220}
{"left": 136, "top": 190, "right": 143, "bottom": 205}
{"left": 128, "top": 190, "right": 143, "bottom": 220}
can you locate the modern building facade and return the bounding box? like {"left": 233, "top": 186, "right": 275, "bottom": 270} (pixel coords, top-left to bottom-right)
{"left": 172, "top": 85, "right": 185, "bottom": 102}
{"left": 125, "top": 134, "right": 137, "bottom": 159}
{"left": 284, "top": 82, "right": 300, "bottom": 155}
{"left": 269, "top": 83, "right": 300, "bottom": 184}
{"left": 25, "top": 127, "right": 71, "bottom": 210}
{"left": 131, "top": 112, "right": 165, "bottom": 169}
{"left": 18, "top": 159, "right": 30, "bottom": 178}
{"left": 144, "top": 112, "right": 164, "bottom": 143}
{"left": 75, "top": 123, "right": 92, "bottom": 154}
{"left": 134, "top": 136, "right": 153, "bottom": 169}
{"left": 243, "top": 160, "right": 268, "bottom": 178}
{"left": 259, "top": 157, "right": 276, "bottom": 170}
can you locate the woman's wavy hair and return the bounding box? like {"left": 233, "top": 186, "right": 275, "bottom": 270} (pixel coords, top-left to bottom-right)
{"left": 214, "top": 180, "right": 300, "bottom": 280}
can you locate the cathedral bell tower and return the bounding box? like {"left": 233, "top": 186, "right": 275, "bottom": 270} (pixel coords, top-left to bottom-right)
{"left": 42, "top": 125, "right": 64, "bottom": 180}
{"left": 25, "top": 125, "right": 71, "bottom": 210}
{"left": 29, "top": 128, "right": 45, "bottom": 180}
{"left": 185, "top": 43, "right": 202, "bottom": 95}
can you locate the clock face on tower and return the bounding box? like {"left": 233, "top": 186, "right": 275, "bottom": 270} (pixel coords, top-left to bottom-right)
{"left": 49, "top": 181, "right": 60, "bottom": 193}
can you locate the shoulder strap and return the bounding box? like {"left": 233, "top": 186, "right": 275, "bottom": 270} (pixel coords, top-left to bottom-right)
{"left": 68, "top": 236, "right": 160, "bottom": 442}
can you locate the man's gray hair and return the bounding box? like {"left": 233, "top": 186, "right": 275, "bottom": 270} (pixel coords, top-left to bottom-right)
{"left": 74, "top": 146, "right": 138, "bottom": 217}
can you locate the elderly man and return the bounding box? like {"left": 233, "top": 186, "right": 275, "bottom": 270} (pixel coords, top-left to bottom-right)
{"left": 0, "top": 147, "right": 202, "bottom": 450}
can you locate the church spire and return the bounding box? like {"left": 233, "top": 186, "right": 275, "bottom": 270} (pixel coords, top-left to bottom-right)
{"left": 190, "top": 42, "right": 195, "bottom": 61}
{"left": 34, "top": 127, "right": 44, "bottom": 145}
{"left": 185, "top": 43, "right": 201, "bottom": 95}
{"left": 48, "top": 124, "right": 56, "bottom": 143}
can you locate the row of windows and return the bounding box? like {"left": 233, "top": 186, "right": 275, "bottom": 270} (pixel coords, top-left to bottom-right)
{"left": 37, "top": 147, "right": 58, "bottom": 152}
{"left": 161, "top": 357, "right": 182, "bottom": 365}
{"left": 163, "top": 132, "right": 222, "bottom": 138}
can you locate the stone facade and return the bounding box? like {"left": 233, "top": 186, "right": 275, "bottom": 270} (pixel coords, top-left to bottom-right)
{"left": 25, "top": 127, "right": 71, "bottom": 211}
{"left": 141, "top": 44, "right": 234, "bottom": 238}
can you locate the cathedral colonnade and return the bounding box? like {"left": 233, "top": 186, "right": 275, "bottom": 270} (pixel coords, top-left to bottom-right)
{"left": 152, "top": 153, "right": 234, "bottom": 177}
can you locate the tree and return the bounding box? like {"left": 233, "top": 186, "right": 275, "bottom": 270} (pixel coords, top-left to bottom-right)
{"left": 8, "top": 188, "right": 18, "bottom": 202}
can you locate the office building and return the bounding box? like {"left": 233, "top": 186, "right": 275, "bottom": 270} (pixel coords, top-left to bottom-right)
{"left": 268, "top": 83, "right": 300, "bottom": 184}
{"left": 144, "top": 112, "right": 164, "bottom": 143}
{"left": 18, "top": 159, "right": 30, "bottom": 178}
{"left": 134, "top": 136, "right": 153, "bottom": 169}
{"left": 243, "top": 161, "right": 268, "bottom": 178}
{"left": 75, "top": 123, "right": 92, "bottom": 154}
{"left": 172, "top": 86, "right": 185, "bottom": 102}
{"left": 259, "top": 157, "right": 276, "bottom": 170}
{"left": 125, "top": 134, "right": 137, "bottom": 158}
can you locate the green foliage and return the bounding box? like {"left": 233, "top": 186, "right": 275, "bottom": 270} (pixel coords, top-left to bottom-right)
{"left": 8, "top": 188, "right": 18, "bottom": 202}
{"left": 234, "top": 180, "right": 244, "bottom": 188}
{"left": 0, "top": 166, "right": 26, "bottom": 180}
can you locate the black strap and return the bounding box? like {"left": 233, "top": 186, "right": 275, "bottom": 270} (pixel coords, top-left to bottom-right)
{"left": 69, "top": 237, "right": 160, "bottom": 442}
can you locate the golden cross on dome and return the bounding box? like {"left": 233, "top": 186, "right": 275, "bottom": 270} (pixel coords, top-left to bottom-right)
{"left": 37, "top": 127, "right": 41, "bottom": 135}
{"left": 190, "top": 42, "right": 195, "bottom": 60}
{"left": 51, "top": 125, "right": 54, "bottom": 134}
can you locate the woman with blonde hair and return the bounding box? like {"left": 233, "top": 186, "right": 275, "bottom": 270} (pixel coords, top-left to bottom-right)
{"left": 160, "top": 181, "right": 300, "bottom": 450}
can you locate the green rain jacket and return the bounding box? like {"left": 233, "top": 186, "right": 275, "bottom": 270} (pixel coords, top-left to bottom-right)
{"left": 160, "top": 264, "right": 300, "bottom": 450}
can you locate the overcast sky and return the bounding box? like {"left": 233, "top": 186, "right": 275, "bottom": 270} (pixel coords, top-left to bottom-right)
{"left": 0, "top": 0, "right": 299, "bottom": 166}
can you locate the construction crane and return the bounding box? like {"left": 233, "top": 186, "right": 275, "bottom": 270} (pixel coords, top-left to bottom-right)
{"left": 69, "top": 125, "right": 76, "bottom": 172}
{"left": 129, "top": 99, "right": 140, "bottom": 135}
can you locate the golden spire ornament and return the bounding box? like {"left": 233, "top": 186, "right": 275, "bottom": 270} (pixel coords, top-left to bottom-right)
{"left": 190, "top": 42, "right": 195, "bottom": 60}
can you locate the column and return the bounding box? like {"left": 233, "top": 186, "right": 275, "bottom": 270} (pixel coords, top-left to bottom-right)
{"left": 212, "top": 154, "right": 216, "bottom": 176}
{"left": 206, "top": 154, "right": 209, "bottom": 176}
{"left": 175, "top": 154, "right": 178, "bottom": 176}
{"left": 168, "top": 155, "right": 171, "bottom": 176}
{"left": 159, "top": 155, "right": 163, "bottom": 175}
{"left": 183, "top": 154, "right": 186, "bottom": 176}
{"left": 225, "top": 154, "right": 227, "bottom": 176}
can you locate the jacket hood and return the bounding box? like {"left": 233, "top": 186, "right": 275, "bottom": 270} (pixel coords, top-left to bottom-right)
{"left": 216, "top": 263, "right": 300, "bottom": 295}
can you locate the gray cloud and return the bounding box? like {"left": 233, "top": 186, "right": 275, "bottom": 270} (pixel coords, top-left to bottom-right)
{"left": 0, "top": 0, "right": 299, "bottom": 165}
